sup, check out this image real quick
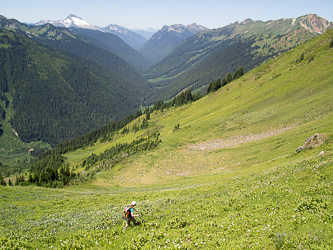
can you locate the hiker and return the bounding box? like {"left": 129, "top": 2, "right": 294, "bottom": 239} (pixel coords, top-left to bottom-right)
{"left": 123, "top": 201, "right": 140, "bottom": 230}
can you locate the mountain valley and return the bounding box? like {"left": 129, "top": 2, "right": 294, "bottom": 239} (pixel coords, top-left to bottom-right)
{"left": 1, "top": 18, "right": 333, "bottom": 248}
{"left": 143, "top": 14, "right": 333, "bottom": 100}
{"left": 0, "top": 13, "right": 332, "bottom": 167}
{"left": 139, "top": 23, "right": 207, "bottom": 62}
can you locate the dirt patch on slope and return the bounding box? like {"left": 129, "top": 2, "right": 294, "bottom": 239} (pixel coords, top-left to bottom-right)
{"left": 186, "top": 126, "right": 296, "bottom": 151}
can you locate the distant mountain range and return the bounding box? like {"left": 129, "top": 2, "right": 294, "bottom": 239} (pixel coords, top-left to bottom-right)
{"left": 131, "top": 27, "right": 158, "bottom": 40}
{"left": 34, "top": 15, "right": 152, "bottom": 70}
{"left": 104, "top": 24, "right": 147, "bottom": 50}
{"left": 33, "top": 15, "right": 209, "bottom": 65}
{"left": 35, "top": 14, "right": 148, "bottom": 50}
{"left": 139, "top": 23, "right": 207, "bottom": 62}
{"left": 0, "top": 15, "right": 151, "bottom": 79}
{"left": 143, "top": 14, "right": 333, "bottom": 101}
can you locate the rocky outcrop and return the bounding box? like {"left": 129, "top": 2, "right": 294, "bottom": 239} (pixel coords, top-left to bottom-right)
{"left": 295, "top": 133, "right": 326, "bottom": 153}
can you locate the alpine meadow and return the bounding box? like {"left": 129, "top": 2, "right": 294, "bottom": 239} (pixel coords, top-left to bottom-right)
{"left": 0, "top": 11, "right": 333, "bottom": 250}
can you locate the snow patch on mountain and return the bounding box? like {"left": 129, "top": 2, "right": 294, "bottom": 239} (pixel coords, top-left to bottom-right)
{"left": 104, "top": 24, "right": 130, "bottom": 35}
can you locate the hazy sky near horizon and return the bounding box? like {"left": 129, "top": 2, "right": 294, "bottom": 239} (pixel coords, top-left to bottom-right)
{"left": 2, "top": 0, "right": 333, "bottom": 30}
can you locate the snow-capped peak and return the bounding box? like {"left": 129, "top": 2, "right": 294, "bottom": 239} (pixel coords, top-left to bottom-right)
{"left": 35, "top": 14, "right": 104, "bottom": 32}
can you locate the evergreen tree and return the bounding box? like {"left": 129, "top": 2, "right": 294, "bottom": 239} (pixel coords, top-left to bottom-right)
{"left": 40, "top": 167, "right": 59, "bottom": 185}
{"left": 15, "top": 174, "right": 25, "bottom": 185}
{"left": 0, "top": 173, "right": 6, "bottom": 186}
{"left": 136, "top": 109, "right": 142, "bottom": 118}
{"left": 184, "top": 89, "right": 193, "bottom": 103}
{"left": 222, "top": 77, "right": 228, "bottom": 86}
{"left": 211, "top": 78, "right": 222, "bottom": 92}
{"left": 206, "top": 82, "right": 212, "bottom": 94}
{"left": 145, "top": 109, "right": 150, "bottom": 121}
{"left": 28, "top": 173, "right": 33, "bottom": 183}
{"left": 330, "top": 39, "right": 333, "bottom": 48}
{"left": 59, "top": 164, "right": 72, "bottom": 185}
{"left": 8, "top": 178, "right": 13, "bottom": 186}
{"left": 233, "top": 67, "right": 244, "bottom": 80}
{"left": 226, "top": 72, "right": 233, "bottom": 83}
{"left": 0, "top": 106, "right": 5, "bottom": 121}
{"left": 193, "top": 92, "right": 202, "bottom": 101}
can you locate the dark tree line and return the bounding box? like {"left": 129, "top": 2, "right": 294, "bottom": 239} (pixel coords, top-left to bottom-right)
{"left": 206, "top": 67, "right": 244, "bottom": 94}
{"left": 0, "top": 173, "right": 6, "bottom": 186}
{"left": 25, "top": 129, "right": 160, "bottom": 188}
{"left": 24, "top": 107, "right": 147, "bottom": 187}
{"left": 7, "top": 164, "right": 76, "bottom": 188}
{"left": 49, "top": 109, "right": 143, "bottom": 156}
{"left": 83, "top": 131, "right": 161, "bottom": 171}
{"left": 0, "top": 106, "right": 5, "bottom": 121}
{"left": 148, "top": 88, "right": 202, "bottom": 114}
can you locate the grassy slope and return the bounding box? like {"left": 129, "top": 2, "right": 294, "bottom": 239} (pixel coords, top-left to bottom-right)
{"left": 1, "top": 29, "right": 333, "bottom": 249}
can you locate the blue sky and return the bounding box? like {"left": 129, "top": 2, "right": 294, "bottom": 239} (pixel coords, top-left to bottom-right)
{"left": 2, "top": 0, "right": 333, "bottom": 30}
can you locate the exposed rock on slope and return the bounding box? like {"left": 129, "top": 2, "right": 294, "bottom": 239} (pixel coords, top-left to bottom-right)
{"left": 296, "top": 133, "right": 326, "bottom": 153}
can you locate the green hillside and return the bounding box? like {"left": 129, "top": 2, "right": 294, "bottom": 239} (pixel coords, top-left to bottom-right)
{"left": 144, "top": 14, "right": 333, "bottom": 100}
{"left": 1, "top": 27, "right": 332, "bottom": 249}
{"left": 0, "top": 29, "right": 147, "bottom": 165}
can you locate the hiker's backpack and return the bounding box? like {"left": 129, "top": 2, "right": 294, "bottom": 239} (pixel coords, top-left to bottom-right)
{"left": 124, "top": 206, "right": 131, "bottom": 219}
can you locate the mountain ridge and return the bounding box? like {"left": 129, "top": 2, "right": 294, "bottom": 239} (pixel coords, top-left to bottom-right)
{"left": 139, "top": 23, "right": 207, "bottom": 62}
{"left": 143, "top": 14, "right": 333, "bottom": 100}
{"left": 35, "top": 14, "right": 148, "bottom": 50}
{"left": 1, "top": 15, "right": 151, "bottom": 73}
{"left": 103, "top": 24, "right": 147, "bottom": 49}
{"left": 131, "top": 27, "right": 158, "bottom": 40}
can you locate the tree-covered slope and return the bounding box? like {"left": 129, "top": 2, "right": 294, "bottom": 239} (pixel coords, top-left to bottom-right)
{"left": 0, "top": 29, "right": 144, "bottom": 148}
{"left": 143, "top": 14, "right": 333, "bottom": 100}
{"left": 70, "top": 28, "right": 150, "bottom": 71}
{"left": 0, "top": 15, "right": 151, "bottom": 83}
